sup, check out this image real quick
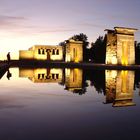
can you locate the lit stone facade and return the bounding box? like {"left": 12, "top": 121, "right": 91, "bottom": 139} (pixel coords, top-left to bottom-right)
{"left": 105, "top": 70, "right": 135, "bottom": 107}
{"left": 19, "top": 45, "right": 63, "bottom": 61}
{"left": 105, "top": 27, "right": 137, "bottom": 65}
{"left": 65, "top": 40, "right": 83, "bottom": 62}
{"left": 19, "top": 40, "right": 83, "bottom": 62}
{"left": 19, "top": 68, "right": 63, "bottom": 83}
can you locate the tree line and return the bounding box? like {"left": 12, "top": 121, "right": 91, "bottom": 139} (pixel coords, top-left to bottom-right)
{"left": 59, "top": 33, "right": 140, "bottom": 64}
{"left": 135, "top": 41, "right": 140, "bottom": 64}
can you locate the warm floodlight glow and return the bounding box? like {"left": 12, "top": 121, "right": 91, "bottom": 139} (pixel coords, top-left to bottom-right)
{"left": 121, "top": 57, "right": 128, "bottom": 66}
{"left": 106, "top": 70, "right": 117, "bottom": 79}
{"left": 74, "top": 58, "right": 79, "bottom": 63}
{"left": 122, "top": 42, "right": 128, "bottom": 65}
{"left": 111, "top": 56, "right": 117, "bottom": 64}
{"left": 66, "top": 54, "right": 70, "bottom": 62}
{"left": 121, "top": 71, "right": 128, "bottom": 93}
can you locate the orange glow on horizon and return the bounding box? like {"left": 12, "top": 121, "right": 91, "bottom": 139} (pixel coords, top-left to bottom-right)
{"left": 0, "top": 32, "right": 63, "bottom": 60}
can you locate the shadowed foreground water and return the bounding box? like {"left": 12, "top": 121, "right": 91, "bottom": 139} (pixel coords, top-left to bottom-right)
{"left": 0, "top": 68, "right": 140, "bottom": 140}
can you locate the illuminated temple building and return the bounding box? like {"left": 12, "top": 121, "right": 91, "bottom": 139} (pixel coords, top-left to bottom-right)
{"left": 105, "top": 27, "right": 137, "bottom": 65}
{"left": 19, "top": 45, "right": 63, "bottom": 61}
{"left": 19, "top": 27, "right": 138, "bottom": 64}
{"left": 19, "top": 40, "right": 83, "bottom": 62}
{"left": 105, "top": 70, "right": 135, "bottom": 107}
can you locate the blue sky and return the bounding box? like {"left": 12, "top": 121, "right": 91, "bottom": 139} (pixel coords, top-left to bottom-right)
{"left": 0, "top": 0, "right": 140, "bottom": 59}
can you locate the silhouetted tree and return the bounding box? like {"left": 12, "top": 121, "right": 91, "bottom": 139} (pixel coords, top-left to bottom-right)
{"left": 58, "top": 68, "right": 106, "bottom": 95}
{"left": 59, "top": 41, "right": 66, "bottom": 61}
{"left": 135, "top": 41, "right": 140, "bottom": 64}
{"left": 85, "top": 69, "right": 105, "bottom": 94}
{"left": 134, "top": 70, "right": 140, "bottom": 90}
{"left": 90, "top": 35, "right": 107, "bottom": 63}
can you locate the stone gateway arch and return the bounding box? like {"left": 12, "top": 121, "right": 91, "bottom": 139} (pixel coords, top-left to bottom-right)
{"left": 105, "top": 27, "right": 137, "bottom": 65}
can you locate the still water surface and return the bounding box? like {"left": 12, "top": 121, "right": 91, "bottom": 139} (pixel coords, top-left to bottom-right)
{"left": 0, "top": 68, "right": 140, "bottom": 140}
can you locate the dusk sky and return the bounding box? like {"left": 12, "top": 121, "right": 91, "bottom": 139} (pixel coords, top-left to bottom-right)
{"left": 0, "top": 0, "right": 140, "bottom": 59}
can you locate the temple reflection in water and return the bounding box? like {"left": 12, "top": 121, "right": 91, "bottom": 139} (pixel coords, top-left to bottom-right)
{"left": 65, "top": 68, "right": 83, "bottom": 92}
{"left": 19, "top": 68, "right": 63, "bottom": 83}
{"left": 19, "top": 68, "right": 84, "bottom": 94}
{"left": 18, "top": 67, "right": 138, "bottom": 107}
{"left": 105, "top": 70, "right": 135, "bottom": 107}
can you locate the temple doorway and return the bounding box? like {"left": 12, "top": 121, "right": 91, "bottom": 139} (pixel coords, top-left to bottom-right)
{"left": 122, "top": 42, "right": 128, "bottom": 65}
{"left": 46, "top": 49, "right": 51, "bottom": 60}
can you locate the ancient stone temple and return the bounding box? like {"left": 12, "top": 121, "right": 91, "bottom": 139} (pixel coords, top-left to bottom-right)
{"left": 105, "top": 27, "right": 137, "bottom": 65}
{"left": 105, "top": 70, "right": 135, "bottom": 107}
{"left": 19, "top": 39, "right": 83, "bottom": 62}
{"left": 65, "top": 40, "right": 83, "bottom": 62}
{"left": 19, "top": 45, "right": 63, "bottom": 61}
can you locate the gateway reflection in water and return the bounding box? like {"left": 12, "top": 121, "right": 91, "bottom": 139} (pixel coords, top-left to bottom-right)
{"left": 19, "top": 68, "right": 84, "bottom": 94}
{"left": 105, "top": 70, "right": 135, "bottom": 107}
{"left": 65, "top": 68, "right": 83, "bottom": 92}
{"left": 18, "top": 67, "right": 137, "bottom": 107}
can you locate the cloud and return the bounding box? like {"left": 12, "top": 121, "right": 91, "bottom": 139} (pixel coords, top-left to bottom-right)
{"left": 0, "top": 15, "right": 26, "bottom": 21}
{"left": 0, "top": 15, "right": 27, "bottom": 29}
{"left": 34, "top": 28, "right": 77, "bottom": 34}
{"left": 0, "top": 14, "right": 77, "bottom": 33}
{"left": 0, "top": 15, "right": 77, "bottom": 38}
{"left": 78, "top": 22, "right": 105, "bottom": 29}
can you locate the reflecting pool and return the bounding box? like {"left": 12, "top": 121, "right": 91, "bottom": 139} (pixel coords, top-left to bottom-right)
{"left": 0, "top": 67, "right": 140, "bottom": 140}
